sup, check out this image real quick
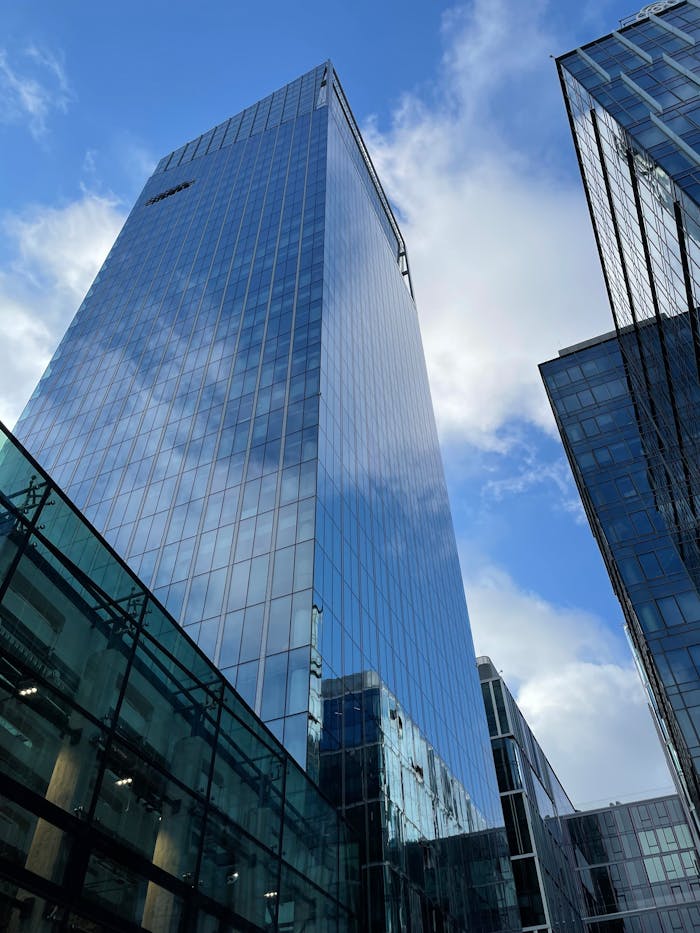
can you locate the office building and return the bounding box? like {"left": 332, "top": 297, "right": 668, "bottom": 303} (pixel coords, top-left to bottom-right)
{"left": 541, "top": 330, "right": 700, "bottom": 848}
{"left": 478, "top": 654, "right": 700, "bottom": 932}
{"left": 0, "top": 423, "right": 357, "bottom": 932}
{"left": 564, "top": 795, "right": 700, "bottom": 931}
{"left": 478, "top": 658, "right": 585, "bottom": 932}
{"left": 11, "top": 65, "right": 517, "bottom": 930}
{"left": 551, "top": 0, "right": 700, "bottom": 847}
{"left": 556, "top": 0, "right": 700, "bottom": 600}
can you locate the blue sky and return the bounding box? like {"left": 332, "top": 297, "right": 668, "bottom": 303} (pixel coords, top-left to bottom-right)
{"left": 0, "top": 0, "right": 676, "bottom": 806}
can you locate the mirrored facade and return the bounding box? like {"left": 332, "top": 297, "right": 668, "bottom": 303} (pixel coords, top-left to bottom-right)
{"left": 542, "top": 332, "right": 700, "bottom": 851}
{"left": 320, "top": 671, "right": 520, "bottom": 932}
{"left": 557, "top": 1, "right": 700, "bottom": 599}
{"left": 564, "top": 796, "right": 700, "bottom": 932}
{"left": 555, "top": 0, "right": 700, "bottom": 853}
{"left": 0, "top": 422, "right": 357, "bottom": 932}
{"left": 12, "top": 65, "right": 515, "bottom": 930}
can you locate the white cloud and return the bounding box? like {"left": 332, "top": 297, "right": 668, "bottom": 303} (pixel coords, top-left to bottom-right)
{"left": 0, "top": 194, "right": 126, "bottom": 427}
{"left": 466, "top": 563, "right": 674, "bottom": 806}
{"left": 0, "top": 44, "right": 73, "bottom": 139}
{"left": 365, "top": 0, "right": 612, "bottom": 450}
{"left": 6, "top": 194, "right": 124, "bottom": 300}
{"left": 480, "top": 444, "right": 587, "bottom": 523}
{"left": 518, "top": 663, "right": 673, "bottom": 809}
{"left": 81, "top": 138, "right": 157, "bottom": 200}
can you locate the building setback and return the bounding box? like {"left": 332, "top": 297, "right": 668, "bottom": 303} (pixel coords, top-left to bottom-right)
{"left": 552, "top": 0, "right": 700, "bottom": 848}
{"left": 12, "top": 64, "right": 518, "bottom": 930}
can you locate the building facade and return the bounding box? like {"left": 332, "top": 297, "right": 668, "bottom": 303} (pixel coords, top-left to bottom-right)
{"left": 554, "top": 0, "right": 700, "bottom": 848}
{"left": 12, "top": 66, "right": 517, "bottom": 930}
{"left": 478, "top": 656, "right": 700, "bottom": 931}
{"left": 321, "top": 671, "right": 518, "bottom": 932}
{"left": 0, "top": 423, "right": 357, "bottom": 932}
{"left": 557, "top": 0, "right": 700, "bottom": 602}
{"left": 541, "top": 332, "right": 700, "bottom": 847}
{"left": 478, "top": 658, "right": 585, "bottom": 933}
{"left": 564, "top": 795, "right": 700, "bottom": 932}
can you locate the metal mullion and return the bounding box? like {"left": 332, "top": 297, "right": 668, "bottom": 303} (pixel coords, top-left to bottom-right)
{"left": 83, "top": 592, "right": 149, "bottom": 825}
{"left": 588, "top": 112, "right": 680, "bottom": 537}
{"left": 193, "top": 681, "right": 225, "bottom": 891}
{"left": 589, "top": 112, "right": 660, "bottom": 413}
{"left": 626, "top": 149, "right": 698, "bottom": 521}
{"left": 673, "top": 199, "right": 700, "bottom": 385}
{"left": 557, "top": 68, "right": 619, "bottom": 320}
{"left": 271, "top": 753, "right": 287, "bottom": 931}
{"left": 54, "top": 590, "right": 148, "bottom": 933}
{"left": 0, "top": 476, "right": 53, "bottom": 605}
{"left": 19, "top": 516, "right": 146, "bottom": 635}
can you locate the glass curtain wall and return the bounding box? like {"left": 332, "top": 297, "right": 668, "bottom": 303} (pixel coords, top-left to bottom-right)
{"left": 0, "top": 423, "right": 357, "bottom": 933}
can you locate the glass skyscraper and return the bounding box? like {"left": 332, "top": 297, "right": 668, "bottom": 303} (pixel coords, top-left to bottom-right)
{"left": 551, "top": 0, "right": 700, "bottom": 850}
{"left": 542, "top": 331, "right": 700, "bottom": 855}
{"left": 13, "top": 64, "right": 516, "bottom": 930}
{"left": 557, "top": 0, "right": 700, "bottom": 594}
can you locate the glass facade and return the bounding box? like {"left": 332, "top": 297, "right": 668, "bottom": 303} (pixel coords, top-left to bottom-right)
{"left": 11, "top": 65, "right": 515, "bottom": 930}
{"left": 478, "top": 658, "right": 584, "bottom": 933}
{"left": 16, "top": 64, "right": 332, "bottom": 766}
{"left": 0, "top": 422, "right": 357, "bottom": 932}
{"left": 320, "top": 672, "right": 520, "bottom": 932}
{"left": 542, "top": 333, "right": 700, "bottom": 848}
{"left": 564, "top": 796, "right": 700, "bottom": 932}
{"left": 555, "top": 0, "right": 700, "bottom": 852}
{"left": 558, "top": 1, "right": 700, "bottom": 600}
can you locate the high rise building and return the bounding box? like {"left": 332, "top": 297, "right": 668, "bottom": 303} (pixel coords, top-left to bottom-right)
{"left": 550, "top": 0, "right": 700, "bottom": 847}
{"left": 541, "top": 330, "right": 700, "bottom": 849}
{"left": 556, "top": 0, "right": 700, "bottom": 590}
{"left": 13, "top": 64, "right": 517, "bottom": 930}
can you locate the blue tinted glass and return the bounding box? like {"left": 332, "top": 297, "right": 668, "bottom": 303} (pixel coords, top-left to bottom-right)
{"left": 14, "top": 63, "right": 516, "bottom": 930}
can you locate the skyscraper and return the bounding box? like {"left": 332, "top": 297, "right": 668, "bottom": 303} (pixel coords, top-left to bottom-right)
{"left": 13, "top": 64, "right": 517, "bottom": 930}
{"left": 557, "top": 0, "right": 700, "bottom": 591}
{"left": 542, "top": 329, "right": 700, "bottom": 849}
{"left": 550, "top": 0, "right": 700, "bottom": 846}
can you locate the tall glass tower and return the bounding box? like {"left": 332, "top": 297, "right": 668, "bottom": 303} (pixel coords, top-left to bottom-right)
{"left": 14, "top": 64, "right": 516, "bottom": 930}
{"left": 542, "top": 329, "right": 700, "bottom": 852}
{"left": 553, "top": 0, "right": 700, "bottom": 850}
{"left": 557, "top": 0, "right": 700, "bottom": 591}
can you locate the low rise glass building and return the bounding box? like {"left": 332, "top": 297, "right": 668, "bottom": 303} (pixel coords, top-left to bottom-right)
{"left": 0, "top": 423, "right": 357, "bottom": 932}
{"left": 321, "top": 671, "right": 520, "bottom": 932}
